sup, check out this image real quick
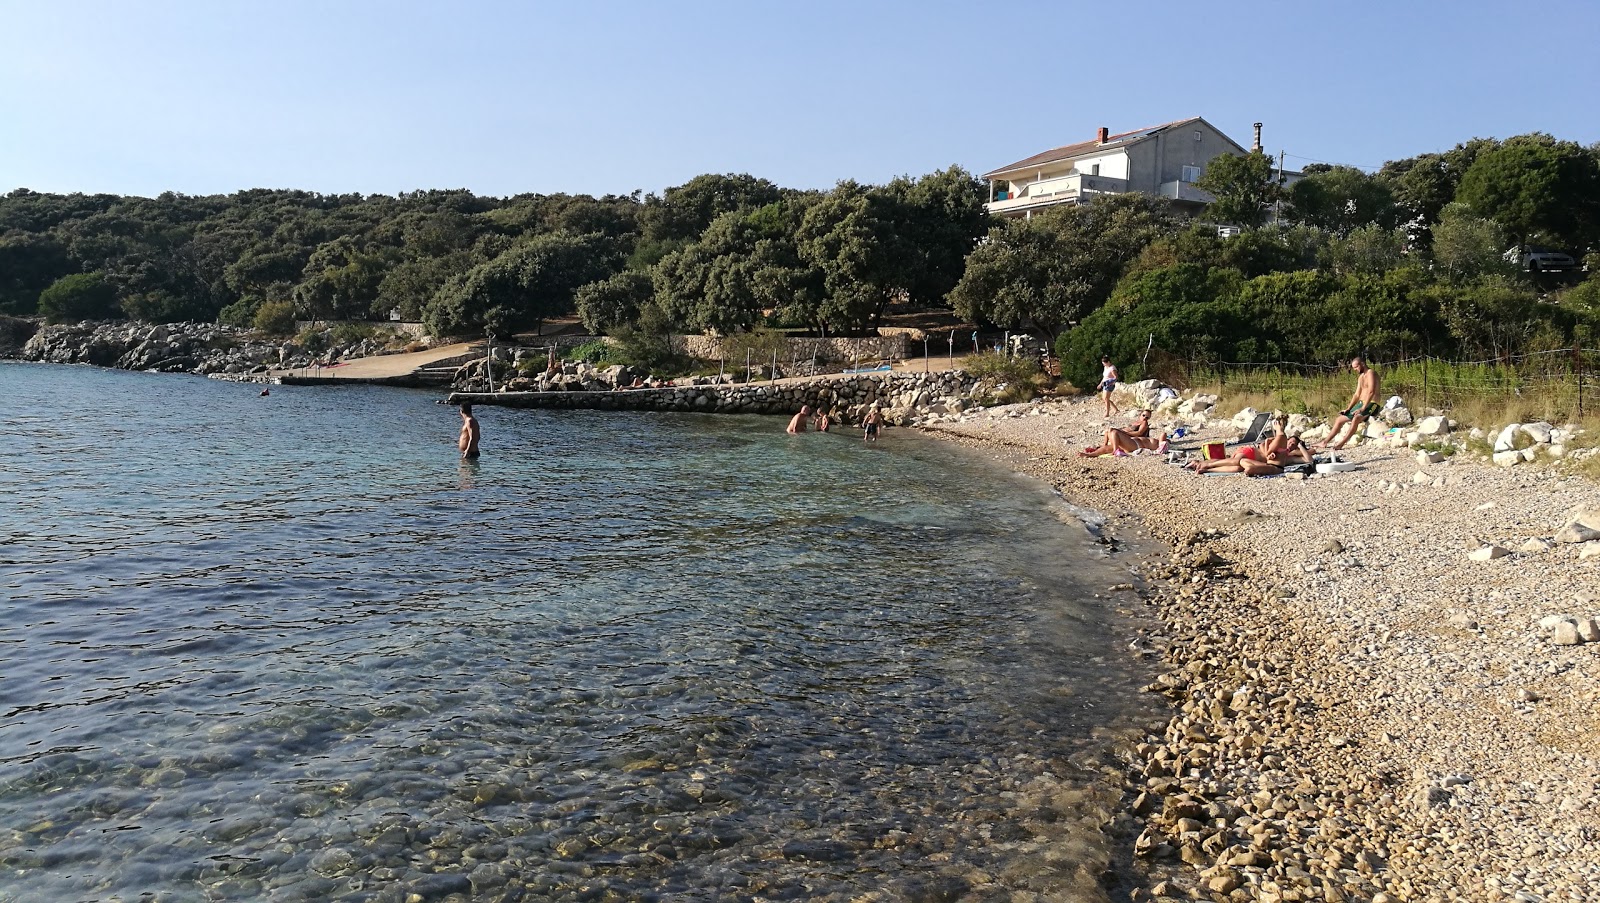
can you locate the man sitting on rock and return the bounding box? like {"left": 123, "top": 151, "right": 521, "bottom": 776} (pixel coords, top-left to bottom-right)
{"left": 1316, "top": 357, "right": 1381, "bottom": 451}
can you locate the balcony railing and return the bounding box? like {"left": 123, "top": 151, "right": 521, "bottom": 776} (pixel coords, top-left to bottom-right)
{"left": 987, "top": 173, "right": 1129, "bottom": 213}
{"left": 1159, "top": 180, "right": 1215, "bottom": 203}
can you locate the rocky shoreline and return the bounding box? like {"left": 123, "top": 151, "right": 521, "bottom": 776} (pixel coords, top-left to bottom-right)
{"left": 922, "top": 397, "right": 1600, "bottom": 903}
{"left": 9, "top": 320, "right": 401, "bottom": 375}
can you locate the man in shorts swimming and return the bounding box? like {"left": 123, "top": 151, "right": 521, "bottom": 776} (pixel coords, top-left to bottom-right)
{"left": 1317, "top": 357, "right": 1380, "bottom": 451}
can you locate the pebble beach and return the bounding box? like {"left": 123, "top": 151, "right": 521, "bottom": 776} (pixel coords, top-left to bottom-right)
{"left": 922, "top": 396, "right": 1600, "bottom": 903}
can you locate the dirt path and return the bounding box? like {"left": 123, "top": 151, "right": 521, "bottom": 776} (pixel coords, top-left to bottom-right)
{"left": 274, "top": 342, "right": 478, "bottom": 379}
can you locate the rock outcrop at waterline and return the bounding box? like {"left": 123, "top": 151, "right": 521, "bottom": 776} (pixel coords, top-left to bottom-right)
{"left": 451, "top": 369, "right": 987, "bottom": 427}
{"left": 13, "top": 320, "right": 386, "bottom": 375}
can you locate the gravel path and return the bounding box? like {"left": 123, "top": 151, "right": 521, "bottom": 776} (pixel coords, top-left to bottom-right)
{"left": 921, "top": 397, "right": 1600, "bottom": 903}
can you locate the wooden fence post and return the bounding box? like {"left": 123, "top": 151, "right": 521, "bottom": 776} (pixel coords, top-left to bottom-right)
{"left": 1577, "top": 342, "right": 1585, "bottom": 419}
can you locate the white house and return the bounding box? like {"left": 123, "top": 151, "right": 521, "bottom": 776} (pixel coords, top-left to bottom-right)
{"left": 983, "top": 117, "right": 1300, "bottom": 218}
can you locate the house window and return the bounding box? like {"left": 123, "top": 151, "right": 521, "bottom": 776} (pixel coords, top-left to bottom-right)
{"left": 1090, "top": 163, "right": 1100, "bottom": 176}
{"left": 1182, "top": 165, "right": 1202, "bottom": 183}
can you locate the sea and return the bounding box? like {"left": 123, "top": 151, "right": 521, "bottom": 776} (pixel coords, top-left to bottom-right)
{"left": 0, "top": 361, "right": 1159, "bottom": 903}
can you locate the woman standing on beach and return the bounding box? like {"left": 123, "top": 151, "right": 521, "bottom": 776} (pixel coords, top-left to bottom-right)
{"left": 1098, "top": 356, "right": 1120, "bottom": 418}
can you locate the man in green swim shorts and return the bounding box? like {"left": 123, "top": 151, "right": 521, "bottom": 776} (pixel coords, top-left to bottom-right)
{"left": 1317, "top": 357, "right": 1381, "bottom": 451}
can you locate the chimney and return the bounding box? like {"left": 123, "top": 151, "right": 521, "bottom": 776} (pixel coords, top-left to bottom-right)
{"left": 1252, "top": 122, "right": 1263, "bottom": 153}
{"left": 1097, "top": 126, "right": 1109, "bottom": 144}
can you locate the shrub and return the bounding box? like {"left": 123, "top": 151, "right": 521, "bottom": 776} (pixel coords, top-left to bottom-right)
{"left": 38, "top": 272, "right": 118, "bottom": 323}
{"left": 965, "top": 351, "right": 1046, "bottom": 403}
{"left": 566, "top": 340, "right": 614, "bottom": 364}
{"left": 217, "top": 296, "right": 264, "bottom": 328}
{"left": 253, "top": 300, "right": 296, "bottom": 336}
{"left": 328, "top": 322, "right": 377, "bottom": 346}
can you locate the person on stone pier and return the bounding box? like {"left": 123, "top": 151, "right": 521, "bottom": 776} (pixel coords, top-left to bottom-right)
{"left": 1316, "top": 357, "right": 1381, "bottom": 451}
{"left": 862, "top": 406, "right": 885, "bottom": 442}
{"left": 786, "top": 405, "right": 812, "bottom": 434}
{"left": 458, "top": 404, "right": 481, "bottom": 459}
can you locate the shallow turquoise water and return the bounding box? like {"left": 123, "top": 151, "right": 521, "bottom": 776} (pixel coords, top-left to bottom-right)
{"left": 0, "top": 361, "right": 1152, "bottom": 902}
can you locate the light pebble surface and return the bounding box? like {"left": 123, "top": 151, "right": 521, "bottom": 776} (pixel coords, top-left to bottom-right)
{"left": 921, "top": 397, "right": 1600, "bottom": 903}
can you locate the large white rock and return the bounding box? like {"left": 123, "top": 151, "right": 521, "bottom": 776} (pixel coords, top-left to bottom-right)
{"left": 1364, "top": 420, "right": 1388, "bottom": 439}
{"left": 1521, "top": 422, "right": 1554, "bottom": 445}
{"left": 1231, "top": 407, "right": 1260, "bottom": 430}
{"left": 1566, "top": 506, "right": 1600, "bottom": 533}
{"left": 1415, "top": 415, "right": 1450, "bottom": 438}
{"left": 1579, "top": 542, "right": 1600, "bottom": 560}
{"left": 1468, "top": 545, "right": 1510, "bottom": 562}
{"left": 1418, "top": 449, "right": 1445, "bottom": 465}
{"left": 1492, "top": 450, "right": 1523, "bottom": 467}
{"left": 1493, "top": 424, "right": 1521, "bottom": 453}
{"left": 1579, "top": 619, "right": 1600, "bottom": 643}
{"left": 1552, "top": 621, "right": 1583, "bottom": 645}
{"left": 1539, "top": 614, "right": 1576, "bottom": 631}
{"left": 1555, "top": 522, "right": 1600, "bottom": 543}
{"left": 1381, "top": 405, "right": 1413, "bottom": 426}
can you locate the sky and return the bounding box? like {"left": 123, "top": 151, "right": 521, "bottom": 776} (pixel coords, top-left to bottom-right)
{"left": 2, "top": 0, "right": 1597, "bottom": 199}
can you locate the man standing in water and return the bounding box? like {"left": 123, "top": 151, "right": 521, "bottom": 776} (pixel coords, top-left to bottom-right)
{"left": 786, "top": 405, "right": 811, "bottom": 434}
{"left": 458, "top": 404, "right": 481, "bottom": 459}
{"left": 862, "top": 405, "right": 885, "bottom": 442}
{"left": 1317, "top": 356, "right": 1381, "bottom": 451}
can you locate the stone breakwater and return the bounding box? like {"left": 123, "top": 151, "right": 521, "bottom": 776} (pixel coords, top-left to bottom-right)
{"left": 449, "top": 370, "right": 984, "bottom": 426}
{"left": 14, "top": 320, "right": 395, "bottom": 375}
{"left": 925, "top": 398, "right": 1600, "bottom": 903}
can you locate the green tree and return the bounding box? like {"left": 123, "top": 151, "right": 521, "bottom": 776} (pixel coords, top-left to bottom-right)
{"left": 1196, "top": 151, "right": 1279, "bottom": 228}
{"left": 953, "top": 194, "right": 1178, "bottom": 337}
{"left": 1429, "top": 203, "right": 1513, "bottom": 282}
{"left": 1285, "top": 166, "right": 1397, "bottom": 234}
{"left": 1326, "top": 225, "right": 1407, "bottom": 276}
{"left": 1056, "top": 263, "right": 1245, "bottom": 386}
{"left": 0, "top": 231, "right": 75, "bottom": 315}
{"left": 639, "top": 174, "right": 784, "bottom": 243}
{"left": 38, "top": 271, "right": 119, "bottom": 323}
{"left": 1457, "top": 133, "right": 1600, "bottom": 249}
{"left": 253, "top": 299, "right": 297, "bottom": 336}
{"left": 576, "top": 270, "right": 654, "bottom": 334}
{"left": 1377, "top": 138, "right": 1496, "bottom": 231}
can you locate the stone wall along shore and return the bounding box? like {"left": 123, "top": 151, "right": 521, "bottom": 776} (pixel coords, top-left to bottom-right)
{"left": 448, "top": 370, "right": 982, "bottom": 426}
{"left": 673, "top": 333, "right": 910, "bottom": 363}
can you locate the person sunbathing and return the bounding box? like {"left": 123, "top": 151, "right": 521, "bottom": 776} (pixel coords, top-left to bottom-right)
{"left": 1188, "top": 449, "right": 1282, "bottom": 476}
{"left": 1079, "top": 410, "right": 1163, "bottom": 457}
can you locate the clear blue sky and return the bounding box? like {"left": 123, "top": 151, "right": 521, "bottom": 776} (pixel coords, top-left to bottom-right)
{"left": 2, "top": 0, "right": 1596, "bottom": 199}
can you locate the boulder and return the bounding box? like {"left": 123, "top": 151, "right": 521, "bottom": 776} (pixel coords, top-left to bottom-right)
{"left": 1417, "top": 449, "right": 1445, "bottom": 465}
{"left": 1230, "top": 407, "right": 1260, "bottom": 430}
{"left": 1580, "top": 619, "right": 1600, "bottom": 643}
{"left": 1492, "top": 450, "right": 1523, "bottom": 467}
{"left": 1381, "top": 404, "right": 1413, "bottom": 426}
{"left": 1521, "top": 421, "right": 1554, "bottom": 445}
{"left": 1493, "top": 424, "right": 1521, "bottom": 453}
{"left": 1414, "top": 415, "right": 1450, "bottom": 437}
{"left": 1552, "top": 621, "right": 1583, "bottom": 646}
{"left": 1579, "top": 542, "right": 1600, "bottom": 560}
{"left": 1467, "top": 545, "right": 1509, "bottom": 562}
{"left": 1555, "top": 522, "right": 1600, "bottom": 543}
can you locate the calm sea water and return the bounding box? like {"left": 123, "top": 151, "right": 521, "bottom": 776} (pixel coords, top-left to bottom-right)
{"left": 0, "top": 362, "right": 1155, "bottom": 903}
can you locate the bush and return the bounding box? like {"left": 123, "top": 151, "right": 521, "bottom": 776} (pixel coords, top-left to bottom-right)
{"left": 38, "top": 272, "right": 118, "bottom": 323}
{"left": 217, "top": 296, "right": 263, "bottom": 328}
{"left": 965, "top": 351, "right": 1046, "bottom": 403}
{"left": 253, "top": 300, "right": 296, "bottom": 336}
{"left": 566, "top": 340, "right": 615, "bottom": 364}
{"left": 328, "top": 322, "right": 377, "bottom": 346}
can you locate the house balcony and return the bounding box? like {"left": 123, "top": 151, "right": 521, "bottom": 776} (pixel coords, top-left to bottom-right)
{"left": 986, "top": 173, "right": 1130, "bottom": 215}
{"left": 1158, "top": 180, "right": 1215, "bottom": 204}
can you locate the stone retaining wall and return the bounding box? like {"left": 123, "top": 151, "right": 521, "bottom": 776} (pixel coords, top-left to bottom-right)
{"left": 448, "top": 370, "right": 981, "bottom": 425}
{"left": 673, "top": 334, "right": 909, "bottom": 363}
{"left": 295, "top": 320, "right": 428, "bottom": 340}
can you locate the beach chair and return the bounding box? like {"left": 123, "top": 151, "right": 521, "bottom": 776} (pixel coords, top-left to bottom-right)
{"left": 1229, "top": 412, "right": 1273, "bottom": 447}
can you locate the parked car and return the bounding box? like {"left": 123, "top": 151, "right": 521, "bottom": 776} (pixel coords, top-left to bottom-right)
{"left": 1504, "top": 246, "right": 1577, "bottom": 272}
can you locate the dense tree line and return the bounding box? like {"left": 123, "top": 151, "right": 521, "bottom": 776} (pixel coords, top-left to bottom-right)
{"left": 0, "top": 169, "right": 992, "bottom": 340}
{"left": 4, "top": 130, "right": 1599, "bottom": 389}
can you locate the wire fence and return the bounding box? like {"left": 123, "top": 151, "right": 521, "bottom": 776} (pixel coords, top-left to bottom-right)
{"left": 1146, "top": 345, "right": 1600, "bottom": 420}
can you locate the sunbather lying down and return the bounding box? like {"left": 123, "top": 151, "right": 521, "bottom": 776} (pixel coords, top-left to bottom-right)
{"left": 1188, "top": 414, "right": 1310, "bottom": 475}
{"left": 1079, "top": 409, "right": 1166, "bottom": 457}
